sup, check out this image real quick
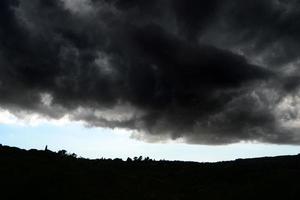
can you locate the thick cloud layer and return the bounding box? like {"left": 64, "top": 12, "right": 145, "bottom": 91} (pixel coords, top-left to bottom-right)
{"left": 1, "top": 0, "right": 300, "bottom": 144}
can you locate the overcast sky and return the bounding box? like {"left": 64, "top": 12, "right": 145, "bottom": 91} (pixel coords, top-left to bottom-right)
{"left": 1, "top": 0, "right": 300, "bottom": 161}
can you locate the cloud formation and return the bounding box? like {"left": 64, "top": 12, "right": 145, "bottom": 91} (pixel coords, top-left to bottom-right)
{"left": 1, "top": 0, "right": 300, "bottom": 144}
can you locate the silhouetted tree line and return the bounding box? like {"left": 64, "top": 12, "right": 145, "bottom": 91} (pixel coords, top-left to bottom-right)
{"left": 57, "top": 149, "right": 77, "bottom": 158}
{"left": 0, "top": 144, "right": 300, "bottom": 200}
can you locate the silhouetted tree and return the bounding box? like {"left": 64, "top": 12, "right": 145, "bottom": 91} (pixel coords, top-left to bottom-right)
{"left": 58, "top": 149, "right": 67, "bottom": 156}
{"left": 70, "top": 153, "right": 77, "bottom": 158}
{"left": 144, "top": 157, "right": 151, "bottom": 162}
{"left": 133, "top": 156, "right": 143, "bottom": 161}
{"left": 126, "top": 157, "right": 132, "bottom": 162}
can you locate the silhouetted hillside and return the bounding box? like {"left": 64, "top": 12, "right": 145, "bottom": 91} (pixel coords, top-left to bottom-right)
{"left": 0, "top": 144, "right": 300, "bottom": 200}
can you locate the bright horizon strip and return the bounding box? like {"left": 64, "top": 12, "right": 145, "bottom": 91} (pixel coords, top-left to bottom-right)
{"left": 0, "top": 109, "right": 300, "bottom": 163}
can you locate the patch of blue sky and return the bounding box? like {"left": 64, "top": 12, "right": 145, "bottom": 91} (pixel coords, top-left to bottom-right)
{"left": 0, "top": 123, "right": 300, "bottom": 162}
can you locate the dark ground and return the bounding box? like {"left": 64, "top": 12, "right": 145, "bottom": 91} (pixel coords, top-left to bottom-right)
{"left": 0, "top": 144, "right": 300, "bottom": 200}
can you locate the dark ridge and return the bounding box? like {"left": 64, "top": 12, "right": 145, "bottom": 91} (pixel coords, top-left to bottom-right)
{"left": 0, "top": 144, "right": 300, "bottom": 200}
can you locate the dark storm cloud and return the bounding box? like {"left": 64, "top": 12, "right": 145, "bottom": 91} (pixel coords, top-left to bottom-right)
{"left": 1, "top": 0, "right": 300, "bottom": 144}
{"left": 202, "top": 0, "right": 300, "bottom": 68}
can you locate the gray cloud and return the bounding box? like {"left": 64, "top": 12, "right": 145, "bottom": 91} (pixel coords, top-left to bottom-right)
{"left": 1, "top": 0, "right": 300, "bottom": 144}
